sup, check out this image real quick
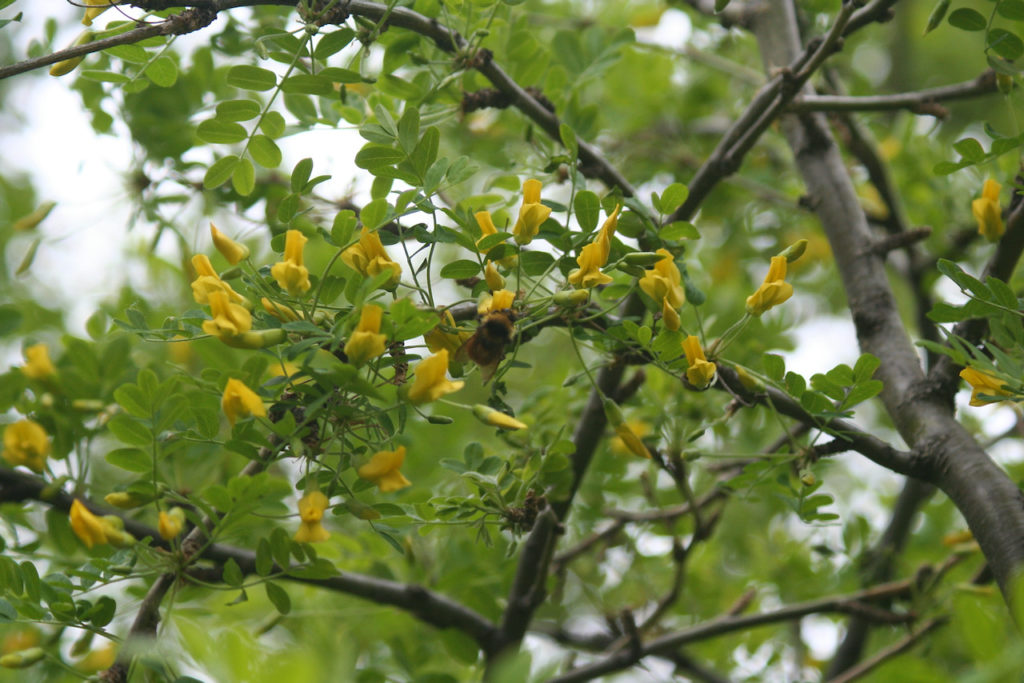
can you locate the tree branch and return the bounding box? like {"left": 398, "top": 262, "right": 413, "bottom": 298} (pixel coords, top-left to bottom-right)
{"left": 791, "top": 71, "right": 998, "bottom": 117}
{"left": 671, "top": 0, "right": 856, "bottom": 222}
{"left": 0, "top": 7, "right": 216, "bottom": 81}
{"left": 545, "top": 579, "right": 919, "bottom": 683}
{"left": 826, "top": 617, "right": 947, "bottom": 683}
{"left": 0, "top": 467, "right": 499, "bottom": 658}
{"left": 751, "top": 0, "right": 1024, "bottom": 604}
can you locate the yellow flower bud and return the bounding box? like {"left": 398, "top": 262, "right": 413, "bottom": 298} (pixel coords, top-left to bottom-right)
{"left": 49, "top": 30, "right": 94, "bottom": 77}
{"left": 0, "top": 647, "right": 45, "bottom": 669}
{"left": 484, "top": 261, "right": 506, "bottom": 291}
{"left": 210, "top": 223, "right": 250, "bottom": 264}
{"left": 104, "top": 492, "right": 147, "bottom": 509}
{"left": 472, "top": 404, "right": 528, "bottom": 430}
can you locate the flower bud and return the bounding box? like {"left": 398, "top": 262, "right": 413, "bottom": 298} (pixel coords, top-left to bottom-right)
{"left": 219, "top": 329, "right": 287, "bottom": 349}
{"left": 0, "top": 647, "right": 45, "bottom": 669}
{"left": 472, "top": 404, "right": 528, "bottom": 430}
{"left": 621, "top": 252, "right": 668, "bottom": 267}
{"left": 553, "top": 289, "right": 591, "bottom": 306}
{"left": 104, "top": 492, "right": 147, "bottom": 509}
{"left": 426, "top": 414, "right": 455, "bottom": 425}
{"left": 778, "top": 239, "right": 808, "bottom": 263}
{"left": 49, "top": 31, "right": 94, "bottom": 77}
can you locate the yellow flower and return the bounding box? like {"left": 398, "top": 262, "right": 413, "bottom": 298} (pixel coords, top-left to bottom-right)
{"left": 472, "top": 404, "right": 527, "bottom": 430}
{"left": 513, "top": 179, "right": 552, "bottom": 245}
{"left": 190, "top": 253, "right": 245, "bottom": 306}
{"left": 202, "top": 290, "right": 253, "bottom": 340}
{"left": 960, "top": 367, "right": 1012, "bottom": 406}
{"left": 357, "top": 446, "right": 411, "bottom": 492}
{"left": 158, "top": 507, "right": 185, "bottom": 540}
{"left": 344, "top": 304, "right": 387, "bottom": 365}
{"left": 82, "top": 0, "right": 114, "bottom": 26}
{"left": 77, "top": 642, "right": 117, "bottom": 673}
{"left": 294, "top": 491, "right": 331, "bottom": 542}
{"left": 407, "top": 350, "right": 464, "bottom": 404}
{"left": 210, "top": 223, "right": 249, "bottom": 264}
{"left": 69, "top": 500, "right": 133, "bottom": 549}
{"left": 221, "top": 378, "right": 266, "bottom": 426}
{"left": 424, "top": 310, "right": 470, "bottom": 356}
{"left": 341, "top": 227, "right": 402, "bottom": 289}
{"left": 478, "top": 289, "right": 517, "bottom": 315}
{"left": 484, "top": 261, "right": 506, "bottom": 291}
{"left": 568, "top": 205, "right": 621, "bottom": 288}
{"left": 972, "top": 178, "right": 1004, "bottom": 242}
{"left": 271, "top": 229, "right": 312, "bottom": 296}
{"left": 21, "top": 344, "right": 56, "bottom": 380}
{"left": 682, "top": 335, "right": 716, "bottom": 389}
{"left": 746, "top": 255, "right": 794, "bottom": 316}
{"left": 638, "top": 249, "right": 685, "bottom": 330}
{"left": 475, "top": 210, "right": 499, "bottom": 250}
{"left": 2, "top": 420, "right": 50, "bottom": 473}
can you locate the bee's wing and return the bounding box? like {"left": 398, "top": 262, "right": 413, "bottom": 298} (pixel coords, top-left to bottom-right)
{"left": 478, "top": 357, "right": 500, "bottom": 384}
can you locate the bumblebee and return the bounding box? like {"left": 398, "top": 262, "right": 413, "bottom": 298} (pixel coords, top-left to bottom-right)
{"left": 458, "top": 309, "right": 517, "bottom": 383}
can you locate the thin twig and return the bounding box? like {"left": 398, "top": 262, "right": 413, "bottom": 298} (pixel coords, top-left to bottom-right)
{"left": 826, "top": 617, "right": 947, "bottom": 683}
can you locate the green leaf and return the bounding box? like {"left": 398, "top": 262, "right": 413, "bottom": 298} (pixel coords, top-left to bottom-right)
{"left": 764, "top": 354, "right": 785, "bottom": 382}
{"left": 440, "top": 260, "right": 481, "bottom": 279}
{"left": 264, "top": 582, "right": 291, "bottom": 614}
{"left": 953, "top": 137, "right": 985, "bottom": 161}
{"left": 232, "top": 158, "right": 255, "bottom": 196}
{"left": 355, "top": 144, "right": 404, "bottom": 170}
{"left": 216, "top": 99, "right": 262, "bottom": 122}
{"left": 660, "top": 221, "right": 699, "bottom": 240}
{"left": 559, "top": 123, "right": 578, "bottom": 159}
{"left": 397, "top": 106, "right": 420, "bottom": 155}
{"left": 845, "top": 380, "right": 883, "bottom": 407}
{"left": 280, "top": 73, "right": 333, "bottom": 96}
{"left": 291, "top": 158, "right": 313, "bottom": 193}
{"left": 197, "top": 119, "right": 248, "bottom": 145}
{"left": 948, "top": 7, "right": 987, "bottom": 31}
{"left": 204, "top": 155, "right": 240, "bottom": 189}
{"left": 222, "top": 558, "right": 243, "bottom": 587}
{"left": 79, "top": 70, "right": 130, "bottom": 83}
{"left": 114, "top": 384, "right": 149, "bottom": 418}
{"left": 715, "top": 0, "right": 731, "bottom": 11}
{"left": 144, "top": 56, "right": 178, "bottom": 87}
{"left": 520, "top": 250, "right": 555, "bottom": 276}
{"left": 659, "top": 183, "right": 689, "bottom": 214}
{"left": 988, "top": 28, "right": 1024, "bottom": 60}
{"left": 573, "top": 191, "right": 600, "bottom": 233}
{"left": 249, "top": 135, "right": 282, "bottom": 168}
{"left": 107, "top": 415, "right": 152, "bottom": 448}
{"left": 105, "top": 448, "right": 151, "bottom": 473}
{"left": 999, "top": 0, "right": 1024, "bottom": 21}
{"left": 359, "top": 198, "right": 389, "bottom": 231}
{"left": 332, "top": 210, "right": 357, "bottom": 245}
{"left": 260, "top": 111, "right": 286, "bottom": 138}
{"left": 255, "top": 538, "right": 274, "bottom": 576}
{"left": 853, "top": 353, "right": 881, "bottom": 382}
{"left": 227, "top": 65, "right": 277, "bottom": 91}
{"left": 314, "top": 29, "right": 356, "bottom": 60}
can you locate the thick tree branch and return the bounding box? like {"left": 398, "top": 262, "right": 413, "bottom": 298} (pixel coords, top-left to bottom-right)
{"left": 791, "top": 71, "right": 997, "bottom": 116}
{"left": 752, "top": 0, "right": 1024, "bottom": 603}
